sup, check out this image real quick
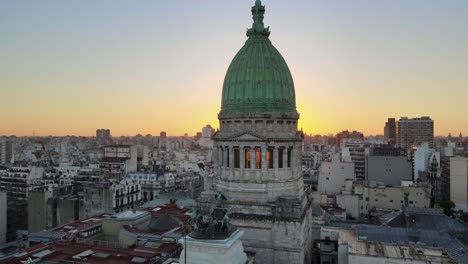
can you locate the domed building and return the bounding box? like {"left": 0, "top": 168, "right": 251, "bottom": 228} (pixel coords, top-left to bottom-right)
{"left": 199, "top": 1, "right": 312, "bottom": 263}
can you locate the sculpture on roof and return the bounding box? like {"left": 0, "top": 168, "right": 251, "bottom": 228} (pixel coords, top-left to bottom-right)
{"left": 188, "top": 191, "right": 235, "bottom": 240}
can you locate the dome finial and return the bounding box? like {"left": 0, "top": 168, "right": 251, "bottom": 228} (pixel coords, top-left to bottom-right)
{"left": 247, "top": 0, "right": 270, "bottom": 37}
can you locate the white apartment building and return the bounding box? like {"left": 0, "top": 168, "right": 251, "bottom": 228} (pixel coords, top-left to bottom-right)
{"left": 318, "top": 154, "right": 355, "bottom": 195}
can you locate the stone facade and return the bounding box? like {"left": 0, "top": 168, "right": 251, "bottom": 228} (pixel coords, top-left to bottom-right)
{"left": 198, "top": 116, "right": 313, "bottom": 264}
{"left": 197, "top": 1, "right": 313, "bottom": 263}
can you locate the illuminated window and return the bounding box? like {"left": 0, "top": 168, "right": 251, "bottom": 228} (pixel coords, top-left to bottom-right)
{"left": 267, "top": 148, "right": 274, "bottom": 169}
{"left": 245, "top": 148, "right": 251, "bottom": 168}
{"left": 255, "top": 148, "right": 262, "bottom": 169}
{"left": 278, "top": 148, "right": 284, "bottom": 168}
{"left": 234, "top": 148, "right": 240, "bottom": 168}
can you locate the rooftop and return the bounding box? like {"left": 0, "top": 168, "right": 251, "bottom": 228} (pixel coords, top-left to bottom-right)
{"left": 322, "top": 226, "right": 455, "bottom": 262}
{"left": 3, "top": 241, "right": 164, "bottom": 264}
{"left": 111, "top": 210, "right": 149, "bottom": 220}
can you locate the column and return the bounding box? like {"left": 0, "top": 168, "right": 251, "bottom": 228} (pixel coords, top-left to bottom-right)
{"left": 240, "top": 145, "right": 245, "bottom": 171}
{"left": 251, "top": 148, "right": 255, "bottom": 171}
{"left": 273, "top": 146, "right": 278, "bottom": 169}
{"left": 229, "top": 146, "right": 234, "bottom": 170}
{"left": 283, "top": 146, "right": 288, "bottom": 169}
{"left": 261, "top": 146, "right": 267, "bottom": 174}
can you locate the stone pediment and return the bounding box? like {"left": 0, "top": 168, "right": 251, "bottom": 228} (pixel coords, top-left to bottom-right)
{"left": 228, "top": 132, "right": 265, "bottom": 141}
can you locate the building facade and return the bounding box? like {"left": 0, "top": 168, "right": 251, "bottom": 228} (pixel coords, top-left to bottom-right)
{"left": 99, "top": 145, "right": 137, "bottom": 179}
{"left": 198, "top": 1, "right": 312, "bottom": 263}
{"left": 397, "top": 117, "right": 434, "bottom": 149}
{"left": 95, "top": 128, "right": 112, "bottom": 145}
{"left": 367, "top": 146, "right": 412, "bottom": 186}
{"left": 450, "top": 156, "right": 468, "bottom": 212}
{"left": 384, "top": 118, "right": 396, "bottom": 144}
{"left": 79, "top": 179, "right": 142, "bottom": 218}
{"left": 0, "top": 137, "right": 13, "bottom": 165}
{"left": 27, "top": 184, "right": 78, "bottom": 233}
{"left": 0, "top": 191, "right": 6, "bottom": 243}
{"left": 318, "top": 154, "right": 355, "bottom": 194}
{"left": 342, "top": 143, "right": 369, "bottom": 181}
{"left": 0, "top": 166, "right": 43, "bottom": 241}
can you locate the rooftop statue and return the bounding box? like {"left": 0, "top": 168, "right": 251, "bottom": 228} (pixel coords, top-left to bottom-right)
{"left": 189, "top": 191, "right": 235, "bottom": 240}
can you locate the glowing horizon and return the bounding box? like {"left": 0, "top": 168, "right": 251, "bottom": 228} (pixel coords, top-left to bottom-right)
{"left": 1, "top": 0, "right": 467, "bottom": 137}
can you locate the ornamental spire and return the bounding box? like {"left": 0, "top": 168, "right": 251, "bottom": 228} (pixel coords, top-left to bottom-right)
{"left": 247, "top": 0, "right": 270, "bottom": 37}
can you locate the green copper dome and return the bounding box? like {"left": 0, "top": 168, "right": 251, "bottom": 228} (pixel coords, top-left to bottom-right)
{"left": 220, "top": 0, "right": 297, "bottom": 116}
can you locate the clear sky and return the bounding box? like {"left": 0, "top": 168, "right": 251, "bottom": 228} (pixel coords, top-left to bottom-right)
{"left": 1, "top": 0, "right": 467, "bottom": 137}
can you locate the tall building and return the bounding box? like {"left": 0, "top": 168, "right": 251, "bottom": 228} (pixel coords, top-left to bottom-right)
{"left": 450, "top": 156, "right": 468, "bottom": 212}
{"left": 95, "top": 129, "right": 112, "bottom": 145}
{"left": 397, "top": 116, "right": 434, "bottom": 149}
{"left": 0, "top": 137, "right": 13, "bottom": 164}
{"left": 0, "top": 166, "right": 44, "bottom": 241}
{"left": 0, "top": 191, "right": 6, "bottom": 243}
{"left": 199, "top": 1, "right": 312, "bottom": 263}
{"left": 383, "top": 118, "right": 396, "bottom": 144}
{"left": 341, "top": 143, "right": 369, "bottom": 181}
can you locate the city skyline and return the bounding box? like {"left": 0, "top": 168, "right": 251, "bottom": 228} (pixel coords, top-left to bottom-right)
{"left": 2, "top": 0, "right": 468, "bottom": 137}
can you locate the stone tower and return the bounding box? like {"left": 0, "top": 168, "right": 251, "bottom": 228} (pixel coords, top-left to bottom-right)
{"left": 198, "top": 1, "right": 312, "bottom": 263}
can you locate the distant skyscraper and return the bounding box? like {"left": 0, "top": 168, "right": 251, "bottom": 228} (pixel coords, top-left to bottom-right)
{"left": 96, "top": 129, "right": 112, "bottom": 145}
{"left": 397, "top": 117, "right": 434, "bottom": 149}
{"left": 0, "top": 137, "right": 13, "bottom": 164}
{"left": 159, "top": 131, "right": 167, "bottom": 139}
{"left": 384, "top": 118, "right": 396, "bottom": 144}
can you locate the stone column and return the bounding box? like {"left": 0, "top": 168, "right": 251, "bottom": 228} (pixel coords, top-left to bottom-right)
{"left": 273, "top": 146, "right": 279, "bottom": 180}
{"left": 240, "top": 145, "right": 245, "bottom": 172}
{"left": 251, "top": 148, "right": 255, "bottom": 171}
{"left": 261, "top": 146, "right": 267, "bottom": 176}
{"left": 229, "top": 146, "right": 234, "bottom": 169}
{"left": 273, "top": 146, "right": 278, "bottom": 169}
{"left": 283, "top": 146, "right": 288, "bottom": 169}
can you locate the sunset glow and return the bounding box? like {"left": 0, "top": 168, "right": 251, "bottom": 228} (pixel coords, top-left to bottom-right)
{"left": 1, "top": 0, "right": 467, "bottom": 136}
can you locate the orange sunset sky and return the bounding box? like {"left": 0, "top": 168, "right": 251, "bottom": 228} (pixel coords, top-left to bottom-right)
{"left": 1, "top": 0, "right": 467, "bottom": 137}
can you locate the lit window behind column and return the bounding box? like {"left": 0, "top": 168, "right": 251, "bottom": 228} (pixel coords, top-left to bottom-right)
{"left": 267, "top": 148, "right": 274, "bottom": 169}
{"left": 255, "top": 148, "right": 262, "bottom": 169}
{"left": 245, "top": 148, "right": 251, "bottom": 168}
